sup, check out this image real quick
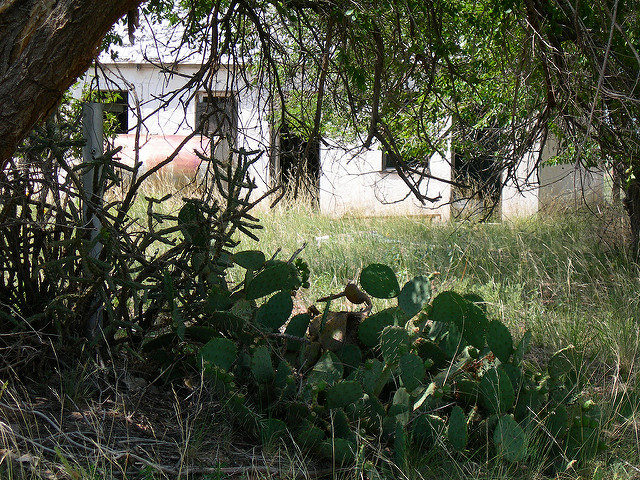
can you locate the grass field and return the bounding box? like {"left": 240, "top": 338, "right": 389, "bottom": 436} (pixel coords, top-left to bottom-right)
{"left": 2, "top": 197, "right": 640, "bottom": 479}
{"left": 240, "top": 204, "right": 640, "bottom": 478}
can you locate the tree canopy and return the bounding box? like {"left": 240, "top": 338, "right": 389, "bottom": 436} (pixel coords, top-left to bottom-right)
{"left": 2, "top": 0, "right": 640, "bottom": 244}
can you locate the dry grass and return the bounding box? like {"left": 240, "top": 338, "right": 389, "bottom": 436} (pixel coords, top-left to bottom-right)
{"left": 2, "top": 198, "right": 640, "bottom": 479}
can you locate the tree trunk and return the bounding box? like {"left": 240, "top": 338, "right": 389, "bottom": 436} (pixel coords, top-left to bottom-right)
{"left": 0, "top": 0, "right": 144, "bottom": 169}
{"left": 624, "top": 176, "right": 640, "bottom": 257}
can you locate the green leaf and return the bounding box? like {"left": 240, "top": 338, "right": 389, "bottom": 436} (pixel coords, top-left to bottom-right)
{"left": 200, "top": 337, "right": 237, "bottom": 371}
{"left": 233, "top": 250, "right": 265, "bottom": 270}
{"left": 494, "top": 415, "right": 527, "bottom": 462}
{"left": 448, "top": 406, "right": 468, "bottom": 451}
{"left": 398, "top": 275, "right": 431, "bottom": 317}
{"left": 255, "top": 291, "right": 293, "bottom": 331}
{"left": 360, "top": 264, "right": 400, "bottom": 299}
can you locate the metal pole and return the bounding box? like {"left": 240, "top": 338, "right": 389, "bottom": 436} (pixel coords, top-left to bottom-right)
{"left": 82, "top": 102, "right": 104, "bottom": 338}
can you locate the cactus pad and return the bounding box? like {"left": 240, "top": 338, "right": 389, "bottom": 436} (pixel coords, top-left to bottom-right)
{"left": 411, "top": 414, "right": 446, "bottom": 448}
{"left": 448, "top": 405, "right": 468, "bottom": 451}
{"left": 284, "top": 313, "right": 311, "bottom": 352}
{"left": 358, "top": 308, "right": 395, "bottom": 347}
{"left": 399, "top": 353, "right": 425, "bottom": 391}
{"left": 251, "top": 346, "right": 274, "bottom": 384}
{"left": 398, "top": 275, "right": 431, "bottom": 317}
{"left": 493, "top": 415, "right": 527, "bottom": 462}
{"left": 380, "top": 325, "right": 410, "bottom": 365}
{"left": 308, "top": 351, "right": 343, "bottom": 385}
{"left": 459, "top": 301, "right": 488, "bottom": 349}
{"left": 326, "top": 380, "right": 364, "bottom": 409}
{"left": 486, "top": 319, "right": 514, "bottom": 363}
{"left": 480, "top": 366, "right": 515, "bottom": 414}
{"left": 429, "top": 291, "right": 466, "bottom": 324}
{"left": 260, "top": 418, "right": 287, "bottom": 446}
{"left": 514, "top": 330, "right": 532, "bottom": 364}
{"left": 547, "top": 405, "right": 569, "bottom": 439}
{"left": 255, "top": 291, "right": 293, "bottom": 331}
{"left": 360, "top": 264, "right": 400, "bottom": 299}
{"left": 463, "top": 292, "right": 487, "bottom": 312}
{"left": 274, "top": 360, "right": 296, "bottom": 397}
{"left": 394, "top": 422, "right": 408, "bottom": 466}
{"left": 338, "top": 344, "right": 362, "bottom": 371}
{"left": 358, "top": 358, "right": 386, "bottom": 396}
{"left": 320, "top": 438, "right": 356, "bottom": 464}
{"left": 200, "top": 337, "right": 237, "bottom": 371}
{"left": 245, "top": 261, "right": 300, "bottom": 300}
{"left": 414, "top": 338, "right": 448, "bottom": 367}
{"left": 296, "top": 422, "right": 325, "bottom": 449}
{"left": 548, "top": 345, "right": 576, "bottom": 379}
{"left": 233, "top": 250, "right": 266, "bottom": 270}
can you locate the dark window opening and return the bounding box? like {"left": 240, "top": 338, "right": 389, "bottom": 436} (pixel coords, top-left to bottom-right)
{"left": 451, "top": 123, "right": 503, "bottom": 218}
{"left": 381, "top": 150, "right": 424, "bottom": 172}
{"left": 101, "top": 90, "right": 129, "bottom": 134}
{"left": 274, "top": 123, "right": 320, "bottom": 201}
{"left": 195, "top": 94, "right": 238, "bottom": 139}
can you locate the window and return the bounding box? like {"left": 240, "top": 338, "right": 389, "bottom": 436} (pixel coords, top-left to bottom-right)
{"left": 101, "top": 90, "right": 129, "bottom": 134}
{"left": 381, "top": 150, "right": 424, "bottom": 173}
{"left": 195, "top": 93, "right": 237, "bottom": 139}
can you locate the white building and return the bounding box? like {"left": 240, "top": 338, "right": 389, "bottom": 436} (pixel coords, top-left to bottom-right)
{"left": 75, "top": 23, "right": 604, "bottom": 220}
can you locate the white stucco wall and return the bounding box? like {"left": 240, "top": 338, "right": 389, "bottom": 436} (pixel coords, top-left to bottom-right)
{"left": 319, "top": 145, "right": 451, "bottom": 219}
{"left": 501, "top": 136, "right": 605, "bottom": 219}
{"left": 501, "top": 147, "right": 540, "bottom": 219}
{"left": 74, "top": 60, "right": 454, "bottom": 217}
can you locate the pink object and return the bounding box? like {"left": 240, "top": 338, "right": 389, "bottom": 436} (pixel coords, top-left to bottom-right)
{"left": 112, "top": 134, "right": 212, "bottom": 175}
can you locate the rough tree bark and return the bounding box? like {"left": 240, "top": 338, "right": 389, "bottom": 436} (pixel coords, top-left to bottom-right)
{"left": 0, "top": 0, "right": 144, "bottom": 170}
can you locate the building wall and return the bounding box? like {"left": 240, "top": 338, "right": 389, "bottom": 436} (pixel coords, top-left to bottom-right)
{"left": 501, "top": 136, "right": 605, "bottom": 219}
{"left": 75, "top": 63, "right": 452, "bottom": 217}
{"left": 75, "top": 62, "right": 604, "bottom": 219}
{"left": 319, "top": 144, "right": 451, "bottom": 219}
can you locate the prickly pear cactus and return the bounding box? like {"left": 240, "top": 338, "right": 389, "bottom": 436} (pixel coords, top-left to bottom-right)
{"left": 360, "top": 263, "right": 400, "bottom": 299}
{"left": 193, "top": 259, "right": 601, "bottom": 471}
{"left": 447, "top": 405, "right": 468, "bottom": 451}
{"left": 200, "top": 337, "right": 237, "bottom": 371}
{"left": 251, "top": 346, "right": 274, "bottom": 384}
{"left": 493, "top": 415, "right": 527, "bottom": 462}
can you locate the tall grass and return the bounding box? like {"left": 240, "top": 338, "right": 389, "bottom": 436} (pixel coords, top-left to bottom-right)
{"left": 246, "top": 204, "right": 637, "bottom": 364}
{"left": 240, "top": 203, "right": 640, "bottom": 477}
{"left": 6, "top": 182, "right": 638, "bottom": 479}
